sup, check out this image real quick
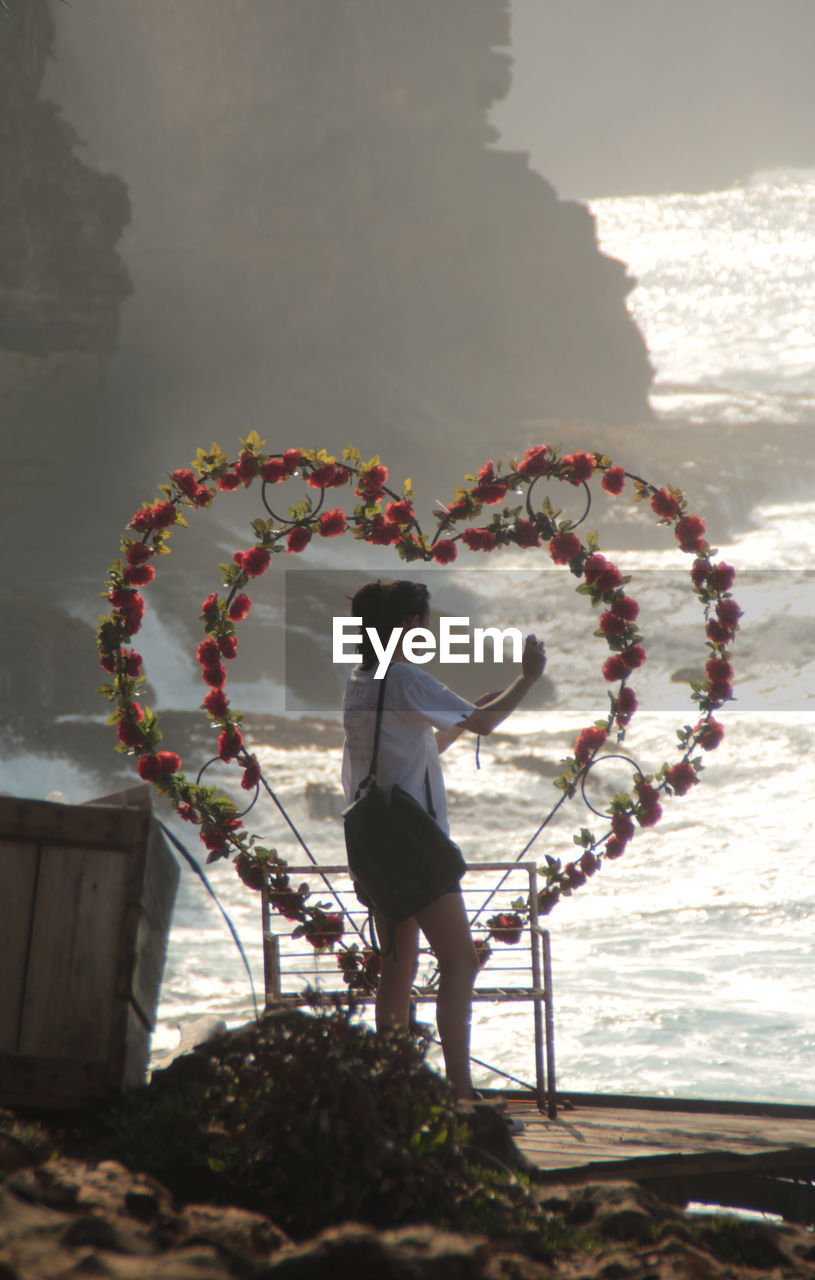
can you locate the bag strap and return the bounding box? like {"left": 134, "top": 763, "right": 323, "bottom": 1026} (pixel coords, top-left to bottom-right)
{"left": 424, "top": 769, "right": 436, "bottom": 819}
{"left": 354, "top": 665, "right": 390, "bottom": 799}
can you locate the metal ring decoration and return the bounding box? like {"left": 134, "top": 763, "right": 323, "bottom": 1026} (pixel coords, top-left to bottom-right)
{"left": 98, "top": 439, "right": 740, "bottom": 981}
{"left": 525, "top": 474, "right": 592, "bottom": 530}
{"left": 196, "top": 755, "right": 261, "bottom": 820}
{"left": 260, "top": 476, "right": 327, "bottom": 525}
{"left": 579, "top": 752, "right": 645, "bottom": 819}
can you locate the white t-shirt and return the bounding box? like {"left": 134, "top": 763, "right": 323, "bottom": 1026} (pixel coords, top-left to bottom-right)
{"left": 341, "top": 662, "right": 476, "bottom": 835}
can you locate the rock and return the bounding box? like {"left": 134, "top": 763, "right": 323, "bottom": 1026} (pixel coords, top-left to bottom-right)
{"left": 150, "top": 1016, "right": 228, "bottom": 1074}
{"left": 264, "top": 1222, "right": 493, "bottom": 1279}
{"left": 0, "top": 1109, "right": 50, "bottom": 1175}
{"left": 0, "top": 1157, "right": 289, "bottom": 1279}
{"left": 0, "top": 2, "right": 130, "bottom": 362}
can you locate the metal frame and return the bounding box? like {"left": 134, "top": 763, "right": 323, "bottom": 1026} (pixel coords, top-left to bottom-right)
{"left": 261, "top": 861, "right": 556, "bottom": 1117}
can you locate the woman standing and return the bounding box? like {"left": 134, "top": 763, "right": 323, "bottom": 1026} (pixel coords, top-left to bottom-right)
{"left": 341, "top": 579, "right": 546, "bottom": 1100}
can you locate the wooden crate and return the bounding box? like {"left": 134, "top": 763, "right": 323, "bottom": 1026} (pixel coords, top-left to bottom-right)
{"left": 0, "top": 784, "right": 178, "bottom": 1107}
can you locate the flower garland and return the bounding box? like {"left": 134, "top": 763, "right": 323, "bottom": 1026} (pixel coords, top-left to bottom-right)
{"left": 98, "top": 437, "right": 740, "bottom": 992}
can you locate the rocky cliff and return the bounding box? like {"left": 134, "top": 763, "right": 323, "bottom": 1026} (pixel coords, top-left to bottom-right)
{"left": 2, "top": 0, "right": 654, "bottom": 738}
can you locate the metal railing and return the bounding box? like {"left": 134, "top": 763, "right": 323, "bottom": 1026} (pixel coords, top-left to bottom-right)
{"left": 261, "top": 861, "right": 556, "bottom": 1117}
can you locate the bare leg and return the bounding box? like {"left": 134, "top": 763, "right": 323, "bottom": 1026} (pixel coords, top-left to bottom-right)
{"left": 415, "top": 891, "right": 479, "bottom": 1100}
{"left": 373, "top": 914, "right": 419, "bottom": 1031}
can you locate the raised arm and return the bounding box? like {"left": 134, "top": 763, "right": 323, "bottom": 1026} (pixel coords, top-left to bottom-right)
{"left": 435, "top": 634, "right": 546, "bottom": 752}
{"left": 460, "top": 635, "right": 546, "bottom": 736}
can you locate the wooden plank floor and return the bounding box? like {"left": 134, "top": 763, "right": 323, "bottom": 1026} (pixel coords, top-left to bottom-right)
{"left": 500, "top": 1094, "right": 815, "bottom": 1185}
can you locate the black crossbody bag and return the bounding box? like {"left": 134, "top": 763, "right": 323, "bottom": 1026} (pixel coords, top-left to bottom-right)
{"left": 342, "top": 667, "right": 467, "bottom": 934}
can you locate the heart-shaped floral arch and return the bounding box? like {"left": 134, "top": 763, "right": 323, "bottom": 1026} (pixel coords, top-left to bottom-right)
{"left": 98, "top": 437, "right": 740, "bottom": 990}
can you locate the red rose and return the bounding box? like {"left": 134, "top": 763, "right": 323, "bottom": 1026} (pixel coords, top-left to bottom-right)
{"left": 171, "top": 468, "right": 199, "bottom": 498}
{"left": 117, "top": 719, "right": 144, "bottom": 748}
{"left": 123, "top": 563, "right": 155, "bottom": 586}
{"left": 177, "top": 803, "right": 199, "bottom": 823}
{"left": 356, "top": 464, "right": 388, "bottom": 500}
{"left": 432, "top": 539, "right": 458, "bottom": 564}
{"left": 283, "top": 448, "right": 301, "bottom": 473}
{"left": 601, "top": 466, "right": 625, "bottom": 495}
{"left": 584, "top": 554, "right": 622, "bottom": 592}
{"left": 706, "top": 618, "right": 730, "bottom": 645}
{"left": 514, "top": 520, "right": 540, "bottom": 548}
{"left": 604, "top": 837, "right": 626, "bottom": 859}
{"left": 635, "top": 779, "right": 660, "bottom": 808}
{"left": 241, "top": 757, "right": 261, "bottom": 790}
{"left": 675, "top": 514, "right": 706, "bottom": 553}
{"left": 109, "top": 585, "right": 137, "bottom": 609}
{"left": 622, "top": 644, "right": 646, "bottom": 670}
{"left": 137, "top": 754, "right": 162, "bottom": 782}
{"left": 156, "top": 750, "right": 182, "bottom": 776}
{"left": 204, "top": 687, "right": 229, "bottom": 717}
{"left": 307, "top": 463, "right": 338, "bottom": 488}
{"left": 217, "top": 471, "right": 241, "bottom": 491}
{"left": 716, "top": 598, "right": 742, "bottom": 630}
{"left": 194, "top": 485, "right": 214, "bottom": 507}
{"left": 611, "top": 811, "right": 635, "bottom": 843}
{"left": 319, "top": 509, "right": 347, "bottom": 537}
{"left": 270, "top": 888, "right": 304, "bottom": 920}
{"left": 310, "top": 912, "right": 344, "bottom": 949}
{"left": 197, "top": 638, "right": 220, "bottom": 667}
{"left": 385, "top": 500, "right": 413, "bottom": 525}
{"left": 202, "top": 829, "right": 228, "bottom": 853}
{"left": 548, "top": 532, "right": 582, "bottom": 564}
{"left": 488, "top": 912, "right": 523, "bottom": 944}
{"left": 574, "top": 725, "right": 607, "bottom": 765}
{"left": 538, "top": 886, "right": 560, "bottom": 915}
{"left": 129, "top": 500, "right": 176, "bottom": 532}
{"left": 710, "top": 562, "right": 736, "bottom": 594}
{"left": 650, "top": 488, "right": 680, "bottom": 520}
{"left": 472, "top": 481, "right": 507, "bottom": 504}
{"left": 615, "top": 685, "right": 638, "bottom": 724}
{"left": 202, "top": 593, "right": 220, "bottom": 616}
{"left": 261, "top": 458, "right": 289, "bottom": 483}
{"left": 696, "top": 717, "right": 724, "bottom": 750}
{"left": 564, "top": 861, "right": 587, "bottom": 888}
{"left": 234, "top": 451, "right": 257, "bottom": 484}
{"left": 665, "top": 761, "right": 696, "bottom": 795}
{"left": 121, "top": 595, "right": 146, "bottom": 636}
{"left": 446, "top": 498, "right": 470, "bottom": 520}
{"left": 218, "top": 634, "right": 238, "bottom": 660}
{"left": 238, "top": 546, "right": 271, "bottom": 577}
{"left": 462, "top": 527, "right": 496, "bottom": 552}
{"left": 287, "top": 525, "right": 312, "bottom": 553}
{"left": 228, "top": 593, "right": 252, "bottom": 621}
{"left": 123, "top": 650, "right": 143, "bottom": 677}
{"left": 602, "top": 654, "right": 628, "bottom": 682}
{"left": 517, "top": 445, "right": 550, "bottom": 478}
{"left": 612, "top": 596, "right": 639, "bottom": 622}
{"left": 580, "top": 851, "right": 598, "bottom": 876}
{"left": 708, "top": 680, "right": 733, "bottom": 705}
{"left": 236, "top": 856, "right": 266, "bottom": 891}
{"left": 202, "top": 661, "right": 226, "bottom": 688}
{"left": 638, "top": 803, "right": 663, "bottom": 828}
{"left": 126, "top": 543, "right": 152, "bottom": 566}
{"left": 218, "top": 728, "right": 243, "bottom": 761}
{"left": 562, "top": 451, "right": 595, "bottom": 483}
{"left": 599, "top": 610, "right": 627, "bottom": 638}
{"left": 367, "top": 515, "right": 401, "bottom": 545}
{"left": 691, "top": 560, "right": 709, "bottom": 590}
{"left": 706, "top": 658, "right": 733, "bottom": 683}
